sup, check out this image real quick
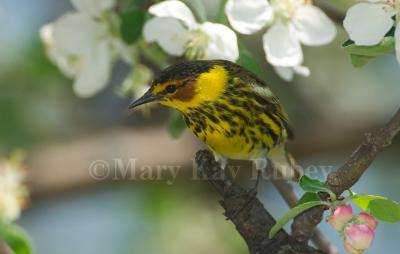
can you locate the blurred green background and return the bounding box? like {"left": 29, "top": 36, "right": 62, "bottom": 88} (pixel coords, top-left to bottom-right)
{"left": 1, "top": 0, "right": 399, "bottom": 253}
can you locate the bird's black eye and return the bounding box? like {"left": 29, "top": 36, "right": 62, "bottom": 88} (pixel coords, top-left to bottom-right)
{"left": 165, "top": 85, "right": 177, "bottom": 94}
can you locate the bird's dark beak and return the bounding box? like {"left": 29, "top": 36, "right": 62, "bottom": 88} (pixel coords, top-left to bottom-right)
{"left": 128, "top": 90, "right": 160, "bottom": 109}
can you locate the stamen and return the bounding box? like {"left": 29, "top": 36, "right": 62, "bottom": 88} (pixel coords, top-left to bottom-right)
{"left": 271, "top": 0, "right": 306, "bottom": 22}
{"left": 184, "top": 29, "right": 210, "bottom": 60}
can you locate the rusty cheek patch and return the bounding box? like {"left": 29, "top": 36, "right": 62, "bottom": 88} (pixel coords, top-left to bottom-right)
{"left": 171, "top": 81, "right": 196, "bottom": 102}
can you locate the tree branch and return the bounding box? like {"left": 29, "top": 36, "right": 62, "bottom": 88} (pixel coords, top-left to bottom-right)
{"left": 271, "top": 180, "right": 338, "bottom": 254}
{"left": 195, "top": 150, "right": 323, "bottom": 254}
{"left": 292, "top": 108, "right": 400, "bottom": 242}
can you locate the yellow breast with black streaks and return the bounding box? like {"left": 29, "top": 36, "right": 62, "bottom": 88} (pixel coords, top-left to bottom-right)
{"left": 181, "top": 73, "right": 288, "bottom": 159}
{"left": 148, "top": 60, "right": 292, "bottom": 160}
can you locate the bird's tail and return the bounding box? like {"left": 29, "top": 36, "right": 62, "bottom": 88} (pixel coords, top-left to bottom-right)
{"left": 268, "top": 144, "right": 302, "bottom": 181}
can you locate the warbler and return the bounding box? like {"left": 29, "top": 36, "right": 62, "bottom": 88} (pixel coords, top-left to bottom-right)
{"left": 129, "top": 60, "right": 299, "bottom": 180}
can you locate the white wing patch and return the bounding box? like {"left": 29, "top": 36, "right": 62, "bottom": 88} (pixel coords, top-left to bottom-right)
{"left": 252, "top": 84, "right": 274, "bottom": 99}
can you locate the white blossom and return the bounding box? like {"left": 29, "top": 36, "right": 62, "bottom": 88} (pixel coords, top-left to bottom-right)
{"left": 225, "top": 0, "right": 274, "bottom": 35}
{"left": 225, "top": 0, "right": 336, "bottom": 79}
{"left": 40, "top": 24, "right": 79, "bottom": 79}
{"left": 0, "top": 160, "right": 28, "bottom": 224}
{"left": 143, "top": 0, "right": 239, "bottom": 61}
{"left": 40, "top": 0, "right": 132, "bottom": 98}
{"left": 274, "top": 65, "right": 310, "bottom": 82}
{"left": 344, "top": 0, "right": 400, "bottom": 63}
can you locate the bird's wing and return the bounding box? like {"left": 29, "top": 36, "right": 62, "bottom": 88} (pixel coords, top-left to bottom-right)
{"left": 251, "top": 84, "right": 294, "bottom": 140}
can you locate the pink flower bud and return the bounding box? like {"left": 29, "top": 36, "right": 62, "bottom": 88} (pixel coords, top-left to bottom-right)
{"left": 344, "top": 241, "right": 361, "bottom": 254}
{"left": 344, "top": 223, "right": 375, "bottom": 251}
{"left": 357, "top": 212, "right": 377, "bottom": 230}
{"left": 327, "top": 205, "right": 353, "bottom": 231}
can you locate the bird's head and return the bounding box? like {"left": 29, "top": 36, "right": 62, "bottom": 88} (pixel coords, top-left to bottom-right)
{"left": 128, "top": 60, "right": 230, "bottom": 112}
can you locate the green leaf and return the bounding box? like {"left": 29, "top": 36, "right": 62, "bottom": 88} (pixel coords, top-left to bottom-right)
{"left": 269, "top": 201, "right": 328, "bottom": 239}
{"left": 342, "top": 36, "right": 395, "bottom": 57}
{"left": 120, "top": 6, "right": 145, "bottom": 44}
{"left": 352, "top": 194, "right": 400, "bottom": 222}
{"left": 238, "top": 47, "right": 264, "bottom": 79}
{"left": 369, "top": 199, "right": 400, "bottom": 223}
{"left": 119, "top": 0, "right": 146, "bottom": 7}
{"left": 299, "top": 176, "right": 330, "bottom": 193}
{"left": 167, "top": 110, "right": 187, "bottom": 139}
{"left": 350, "top": 54, "right": 374, "bottom": 68}
{"left": 352, "top": 194, "right": 385, "bottom": 210}
{"left": 342, "top": 39, "right": 353, "bottom": 48}
{"left": 297, "top": 192, "right": 321, "bottom": 206}
{"left": 216, "top": 0, "right": 228, "bottom": 23}
{"left": 0, "top": 224, "right": 32, "bottom": 254}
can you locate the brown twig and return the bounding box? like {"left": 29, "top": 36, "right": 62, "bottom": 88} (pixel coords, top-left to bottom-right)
{"left": 195, "top": 150, "right": 324, "bottom": 254}
{"left": 292, "top": 108, "right": 400, "bottom": 242}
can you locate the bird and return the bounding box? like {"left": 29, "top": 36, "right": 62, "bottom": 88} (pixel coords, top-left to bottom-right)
{"left": 129, "top": 60, "right": 300, "bottom": 181}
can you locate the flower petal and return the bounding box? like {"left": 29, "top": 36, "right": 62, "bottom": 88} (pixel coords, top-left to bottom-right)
{"left": 357, "top": 212, "right": 378, "bottom": 230}
{"left": 200, "top": 22, "right": 239, "bottom": 61}
{"left": 274, "top": 66, "right": 294, "bottom": 81}
{"left": 343, "top": 3, "right": 395, "bottom": 46}
{"left": 293, "top": 65, "right": 310, "bottom": 77}
{"left": 53, "top": 12, "right": 104, "bottom": 56}
{"left": 111, "top": 38, "right": 135, "bottom": 64}
{"left": 395, "top": 25, "right": 400, "bottom": 64}
{"left": 74, "top": 41, "right": 111, "bottom": 97}
{"left": 344, "top": 242, "right": 359, "bottom": 254}
{"left": 225, "top": 0, "right": 273, "bottom": 34}
{"left": 143, "top": 17, "right": 189, "bottom": 56}
{"left": 293, "top": 5, "right": 336, "bottom": 46}
{"left": 263, "top": 22, "right": 303, "bottom": 67}
{"left": 328, "top": 205, "right": 354, "bottom": 231}
{"left": 149, "top": 0, "right": 197, "bottom": 29}
{"left": 274, "top": 65, "right": 310, "bottom": 81}
{"left": 0, "top": 193, "right": 21, "bottom": 223}
{"left": 71, "top": 0, "right": 114, "bottom": 17}
{"left": 40, "top": 23, "right": 79, "bottom": 77}
{"left": 345, "top": 224, "right": 375, "bottom": 250}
